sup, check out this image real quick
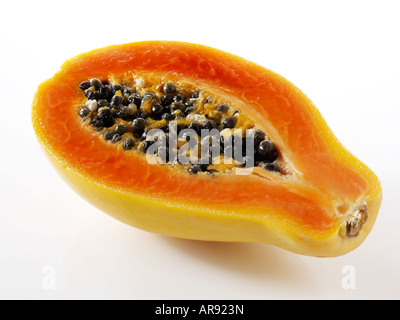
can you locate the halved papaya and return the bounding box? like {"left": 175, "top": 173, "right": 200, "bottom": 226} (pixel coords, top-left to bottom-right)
{"left": 32, "top": 41, "right": 382, "bottom": 257}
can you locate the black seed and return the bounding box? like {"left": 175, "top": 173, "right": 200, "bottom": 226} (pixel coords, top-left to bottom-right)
{"left": 97, "top": 99, "right": 110, "bottom": 108}
{"left": 99, "top": 85, "right": 113, "bottom": 100}
{"left": 142, "top": 92, "right": 157, "bottom": 105}
{"left": 112, "top": 84, "right": 122, "bottom": 93}
{"left": 142, "top": 140, "right": 155, "bottom": 153}
{"left": 171, "top": 102, "right": 185, "bottom": 112}
{"left": 261, "top": 162, "right": 280, "bottom": 172}
{"left": 163, "top": 82, "right": 177, "bottom": 95}
{"left": 159, "top": 124, "right": 169, "bottom": 133}
{"left": 216, "top": 104, "right": 229, "bottom": 113}
{"left": 103, "top": 130, "right": 115, "bottom": 140}
{"left": 173, "top": 93, "right": 187, "bottom": 103}
{"left": 90, "top": 78, "right": 102, "bottom": 90}
{"left": 188, "top": 164, "right": 202, "bottom": 174}
{"left": 131, "top": 118, "right": 147, "bottom": 133}
{"left": 85, "top": 90, "right": 99, "bottom": 100}
{"left": 79, "top": 107, "right": 90, "bottom": 117}
{"left": 91, "top": 111, "right": 114, "bottom": 128}
{"left": 79, "top": 81, "right": 90, "bottom": 90}
{"left": 140, "top": 128, "right": 148, "bottom": 140}
{"left": 115, "top": 124, "right": 128, "bottom": 135}
{"left": 188, "top": 122, "right": 202, "bottom": 136}
{"left": 191, "top": 91, "right": 200, "bottom": 99}
{"left": 123, "top": 137, "right": 135, "bottom": 150}
{"left": 161, "top": 94, "right": 173, "bottom": 107}
{"left": 111, "top": 133, "right": 122, "bottom": 143}
{"left": 223, "top": 116, "right": 237, "bottom": 129}
{"left": 128, "top": 93, "right": 142, "bottom": 107}
{"left": 123, "top": 87, "right": 134, "bottom": 96}
{"left": 134, "top": 109, "right": 148, "bottom": 119}
{"left": 151, "top": 103, "right": 164, "bottom": 117}
{"left": 184, "top": 105, "right": 195, "bottom": 115}
{"left": 161, "top": 113, "right": 175, "bottom": 121}
{"left": 110, "top": 95, "right": 123, "bottom": 108}
{"left": 253, "top": 129, "right": 265, "bottom": 147}
{"left": 202, "top": 119, "right": 217, "bottom": 130}
{"left": 116, "top": 106, "right": 136, "bottom": 120}
{"left": 257, "top": 140, "right": 278, "bottom": 162}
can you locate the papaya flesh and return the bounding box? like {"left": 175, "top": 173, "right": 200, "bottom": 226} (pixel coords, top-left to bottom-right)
{"left": 32, "top": 41, "right": 382, "bottom": 257}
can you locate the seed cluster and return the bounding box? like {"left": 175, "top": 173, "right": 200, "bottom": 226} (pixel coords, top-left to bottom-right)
{"left": 78, "top": 77, "right": 281, "bottom": 174}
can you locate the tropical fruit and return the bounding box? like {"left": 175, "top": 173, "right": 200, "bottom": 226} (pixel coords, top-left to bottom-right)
{"left": 32, "top": 41, "right": 382, "bottom": 257}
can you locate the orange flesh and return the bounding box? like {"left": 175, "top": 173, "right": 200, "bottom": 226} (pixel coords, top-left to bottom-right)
{"left": 32, "top": 41, "right": 373, "bottom": 234}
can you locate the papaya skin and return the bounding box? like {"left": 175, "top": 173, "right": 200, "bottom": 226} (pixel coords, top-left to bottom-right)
{"left": 32, "top": 41, "right": 382, "bottom": 257}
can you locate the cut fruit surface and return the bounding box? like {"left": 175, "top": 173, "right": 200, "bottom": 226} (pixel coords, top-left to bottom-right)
{"left": 32, "top": 41, "right": 382, "bottom": 257}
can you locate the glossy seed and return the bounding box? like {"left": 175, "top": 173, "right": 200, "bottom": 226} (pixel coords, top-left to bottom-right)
{"left": 216, "top": 104, "right": 229, "bottom": 113}
{"left": 85, "top": 90, "right": 99, "bottom": 100}
{"left": 161, "top": 94, "right": 173, "bottom": 107}
{"left": 161, "top": 113, "right": 175, "bottom": 121}
{"left": 188, "top": 164, "right": 202, "bottom": 174}
{"left": 151, "top": 103, "right": 164, "bottom": 117}
{"left": 99, "top": 85, "right": 113, "bottom": 100}
{"left": 128, "top": 93, "right": 142, "bottom": 107}
{"left": 261, "top": 162, "right": 280, "bottom": 172}
{"left": 91, "top": 109, "right": 114, "bottom": 128}
{"left": 258, "top": 140, "right": 278, "bottom": 162}
{"left": 103, "top": 130, "right": 115, "bottom": 140}
{"left": 123, "top": 87, "right": 134, "bottom": 96}
{"left": 173, "top": 93, "right": 187, "bottom": 103}
{"left": 110, "top": 95, "right": 123, "bottom": 108}
{"left": 202, "top": 119, "right": 217, "bottom": 130}
{"left": 191, "top": 92, "right": 200, "bottom": 99}
{"left": 97, "top": 99, "right": 110, "bottom": 108}
{"left": 111, "top": 133, "right": 122, "bottom": 143}
{"left": 142, "top": 92, "right": 157, "bottom": 106}
{"left": 223, "top": 116, "right": 237, "bottom": 129}
{"left": 134, "top": 109, "right": 148, "bottom": 119}
{"left": 90, "top": 78, "right": 102, "bottom": 90}
{"left": 79, "top": 107, "right": 90, "bottom": 117}
{"left": 171, "top": 102, "right": 185, "bottom": 112}
{"left": 253, "top": 129, "right": 265, "bottom": 147}
{"left": 112, "top": 84, "right": 122, "bottom": 93}
{"left": 115, "top": 124, "right": 128, "bottom": 135}
{"left": 79, "top": 81, "right": 90, "bottom": 90}
{"left": 123, "top": 137, "right": 135, "bottom": 150}
{"left": 117, "top": 104, "right": 137, "bottom": 119}
{"left": 163, "top": 82, "right": 177, "bottom": 95}
{"left": 131, "top": 118, "right": 147, "bottom": 133}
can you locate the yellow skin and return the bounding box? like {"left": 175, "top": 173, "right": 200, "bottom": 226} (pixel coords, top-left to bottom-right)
{"left": 32, "top": 41, "right": 382, "bottom": 257}
{"left": 39, "top": 146, "right": 381, "bottom": 257}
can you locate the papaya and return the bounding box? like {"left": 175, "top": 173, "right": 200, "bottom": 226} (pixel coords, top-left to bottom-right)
{"left": 32, "top": 41, "right": 382, "bottom": 257}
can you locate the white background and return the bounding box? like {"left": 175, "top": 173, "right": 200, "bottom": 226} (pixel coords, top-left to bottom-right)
{"left": 1, "top": 0, "right": 399, "bottom": 300}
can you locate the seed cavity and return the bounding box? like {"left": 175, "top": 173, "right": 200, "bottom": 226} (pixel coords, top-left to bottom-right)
{"left": 340, "top": 202, "right": 368, "bottom": 238}
{"left": 77, "top": 76, "right": 283, "bottom": 175}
